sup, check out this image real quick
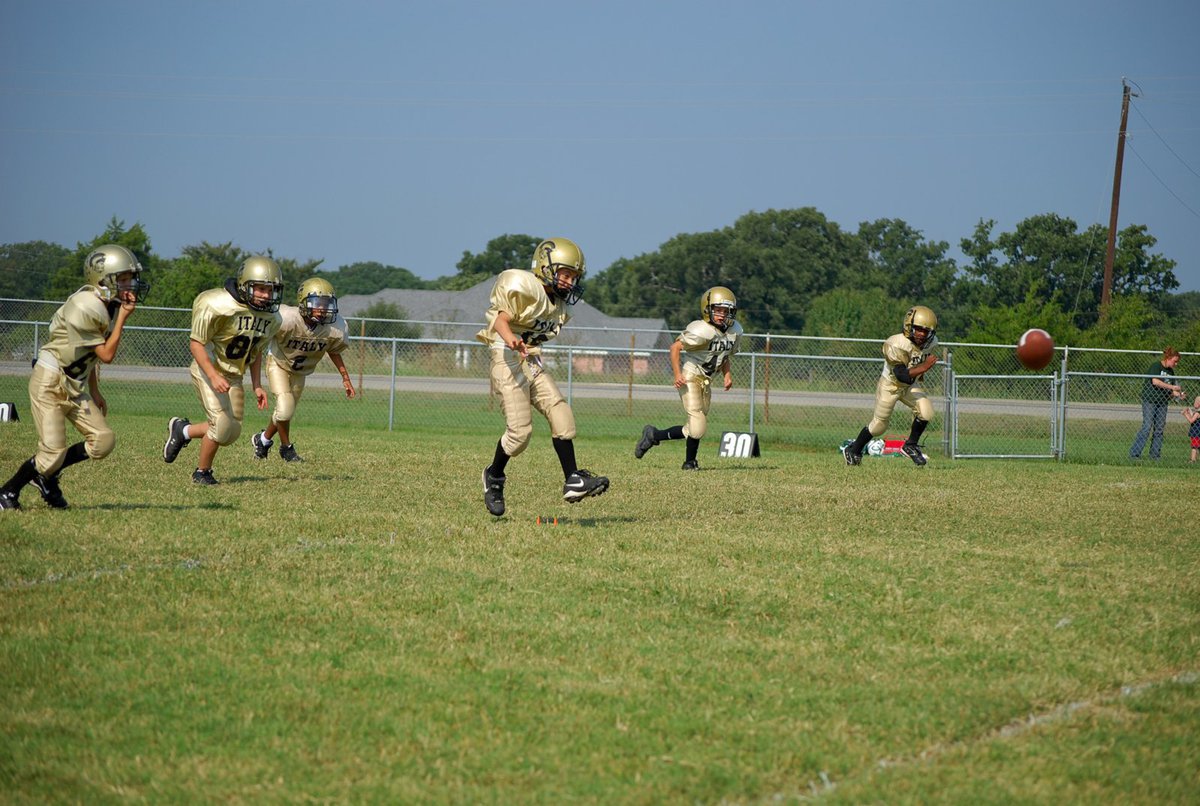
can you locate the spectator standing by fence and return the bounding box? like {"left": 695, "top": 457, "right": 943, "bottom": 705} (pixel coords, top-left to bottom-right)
{"left": 1129, "top": 347, "right": 1185, "bottom": 461}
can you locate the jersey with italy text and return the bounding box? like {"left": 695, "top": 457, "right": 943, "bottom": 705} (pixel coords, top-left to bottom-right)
{"left": 475, "top": 269, "right": 570, "bottom": 349}
{"left": 190, "top": 283, "right": 282, "bottom": 377}
{"left": 39, "top": 287, "right": 114, "bottom": 397}
{"left": 879, "top": 332, "right": 939, "bottom": 385}
{"left": 677, "top": 319, "right": 743, "bottom": 377}
{"left": 267, "top": 305, "right": 350, "bottom": 376}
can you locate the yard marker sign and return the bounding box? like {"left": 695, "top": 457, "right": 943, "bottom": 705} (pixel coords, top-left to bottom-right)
{"left": 717, "top": 431, "right": 760, "bottom": 458}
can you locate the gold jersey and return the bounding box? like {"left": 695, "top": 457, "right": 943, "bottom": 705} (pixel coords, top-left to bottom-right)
{"left": 266, "top": 305, "right": 350, "bottom": 376}
{"left": 37, "top": 288, "right": 114, "bottom": 397}
{"left": 880, "top": 332, "right": 939, "bottom": 384}
{"left": 190, "top": 284, "right": 281, "bottom": 377}
{"left": 476, "top": 269, "right": 570, "bottom": 349}
{"left": 676, "top": 319, "right": 743, "bottom": 377}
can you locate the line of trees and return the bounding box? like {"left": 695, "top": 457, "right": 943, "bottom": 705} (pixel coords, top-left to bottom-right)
{"left": 2, "top": 211, "right": 1197, "bottom": 350}
{"left": 586, "top": 208, "right": 1197, "bottom": 351}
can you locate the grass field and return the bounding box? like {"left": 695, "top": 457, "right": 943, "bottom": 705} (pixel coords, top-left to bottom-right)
{"left": 1, "top": 389, "right": 1198, "bottom": 803}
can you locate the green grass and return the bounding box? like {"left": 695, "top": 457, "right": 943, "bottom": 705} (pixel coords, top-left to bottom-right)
{"left": 1, "top": 400, "right": 1198, "bottom": 803}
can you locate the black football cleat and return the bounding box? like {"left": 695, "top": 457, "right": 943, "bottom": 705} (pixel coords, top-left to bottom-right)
{"left": 842, "top": 444, "right": 862, "bottom": 466}
{"left": 30, "top": 474, "right": 68, "bottom": 509}
{"left": 483, "top": 465, "right": 506, "bottom": 516}
{"left": 163, "top": 417, "right": 191, "bottom": 464}
{"left": 634, "top": 425, "right": 658, "bottom": 459}
{"left": 0, "top": 489, "right": 20, "bottom": 511}
{"left": 252, "top": 431, "right": 273, "bottom": 460}
{"left": 279, "top": 443, "right": 304, "bottom": 463}
{"left": 680, "top": 460, "right": 700, "bottom": 471}
{"left": 191, "top": 468, "right": 219, "bottom": 485}
{"left": 900, "top": 443, "right": 927, "bottom": 467}
{"left": 563, "top": 469, "right": 609, "bottom": 502}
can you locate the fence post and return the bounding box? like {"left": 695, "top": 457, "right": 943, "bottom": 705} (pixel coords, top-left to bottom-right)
{"left": 567, "top": 347, "right": 574, "bottom": 407}
{"left": 627, "top": 333, "right": 635, "bottom": 416}
{"left": 1058, "top": 345, "right": 1070, "bottom": 460}
{"left": 945, "top": 350, "right": 954, "bottom": 458}
{"left": 748, "top": 353, "right": 757, "bottom": 433}
{"left": 387, "top": 338, "right": 398, "bottom": 431}
{"left": 358, "top": 318, "right": 366, "bottom": 399}
{"left": 763, "top": 334, "right": 771, "bottom": 424}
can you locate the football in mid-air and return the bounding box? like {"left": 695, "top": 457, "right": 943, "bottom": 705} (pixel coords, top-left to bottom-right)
{"left": 1016, "top": 328, "right": 1055, "bottom": 370}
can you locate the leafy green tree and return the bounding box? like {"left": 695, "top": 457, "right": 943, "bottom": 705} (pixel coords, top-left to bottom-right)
{"left": 149, "top": 242, "right": 246, "bottom": 308}
{"left": 963, "top": 293, "right": 1081, "bottom": 348}
{"left": 45, "top": 218, "right": 153, "bottom": 301}
{"left": 725, "top": 208, "right": 865, "bottom": 332}
{"left": 435, "top": 234, "right": 542, "bottom": 291}
{"left": 855, "top": 218, "right": 958, "bottom": 302}
{"left": 1075, "top": 295, "right": 1161, "bottom": 349}
{"left": 352, "top": 301, "right": 421, "bottom": 340}
{"left": 591, "top": 208, "right": 865, "bottom": 332}
{"left": 589, "top": 229, "right": 733, "bottom": 328}
{"left": 274, "top": 254, "right": 323, "bottom": 304}
{"left": 959, "top": 215, "right": 1178, "bottom": 330}
{"left": 802, "top": 287, "right": 912, "bottom": 340}
{"left": 0, "top": 241, "right": 70, "bottom": 299}
{"left": 320, "top": 261, "right": 427, "bottom": 295}
{"left": 150, "top": 243, "right": 322, "bottom": 309}
{"left": 1107, "top": 224, "right": 1179, "bottom": 300}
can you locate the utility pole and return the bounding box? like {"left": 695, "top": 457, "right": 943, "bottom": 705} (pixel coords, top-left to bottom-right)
{"left": 1100, "top": 79, "right": 1136, "bottom": 318}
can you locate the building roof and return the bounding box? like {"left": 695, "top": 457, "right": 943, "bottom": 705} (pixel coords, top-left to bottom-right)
{"left": 337, "top": 278, "right": 671, "bottom": 349}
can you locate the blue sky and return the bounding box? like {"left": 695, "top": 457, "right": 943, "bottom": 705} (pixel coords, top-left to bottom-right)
{"left": 3, "top": 0, "right": 1199, "bottom": 294}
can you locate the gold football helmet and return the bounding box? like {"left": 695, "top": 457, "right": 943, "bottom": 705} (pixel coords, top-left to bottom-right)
{"left": 84, "top": 244, "right": 149, "bottom": 303}
{"left": 531, "top": 237, "right": 586, "bottom": 305}
{"left": 701, "top": 286, "right": 737, "bottom": 330}
{"left": 903, "top": 305, "right": 937, "bottom": 347}
{"left": 297, "top": 276, "right": 338, "bottom": 325}
{"left": 236, "top": 256, "right": 284, "bottom": 312}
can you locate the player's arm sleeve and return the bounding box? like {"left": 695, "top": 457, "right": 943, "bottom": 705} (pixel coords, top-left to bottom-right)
{"left": 893, "top": 364, "right": 914, "bottom": 384}
{"left": 327, "top": 322, "right": 349, "bottom": 355}
{"left": 494, "top": 280, "right": 523, "bottom": 318}
{"left": 62, "top": 299, "right": 108, "bottom": 348}
{"left": 676, "top": 324, "right": 708, "bottom": 350}
{"left": 190, "top": 304, "right": 214, "bottom": 344}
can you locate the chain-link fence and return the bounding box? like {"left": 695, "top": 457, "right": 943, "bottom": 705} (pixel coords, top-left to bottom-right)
{"left": 2, "top": 298, "right": 1197, "bottom": 464}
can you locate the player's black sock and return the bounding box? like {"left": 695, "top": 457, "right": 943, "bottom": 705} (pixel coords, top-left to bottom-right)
{"left": 656, "top": 425, "right": 685, "bottom": 442}
{"left": 490, "top": 440, "right": 510, "bottom": 476}
{"left": 57, "top": 442, "right": 89, "bottom": 473}
{"left": 849, "top": 427, "right": 873, "bottom": 452}
{"left": 685, "top": 437, "right": 700, "bottom": 464}
{"left": 552, "top": 437, "right": 578, "bottom": 479}
{"left": 906, "top": 418, "right": 929, "bottom": 446}
{"left": 2, "top": 458, "right": 37, "bottom": 493}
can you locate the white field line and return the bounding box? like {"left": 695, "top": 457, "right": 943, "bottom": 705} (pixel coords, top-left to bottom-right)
{"left": 787, "top": 669, "right": 1199, "bottom": 801}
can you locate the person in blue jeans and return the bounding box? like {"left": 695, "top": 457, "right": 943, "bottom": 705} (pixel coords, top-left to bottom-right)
{"left": 1129, "top": 346, "right": 1185, "bottom": 460}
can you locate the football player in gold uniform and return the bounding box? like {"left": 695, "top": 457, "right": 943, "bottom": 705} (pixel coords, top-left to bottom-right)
{"left": 842, "top": 305, "right": 940, "bottom": 467}
{"left": 251, "top": 277, "right": 355, "bottom": 462}
{"left": 635, "top": 286, "right": 742, "bottom": 471}
{"left": 476, "top": 238, "right": 610, "bottom": 516}
{"left": 162, "top": 256, "right": 283, "bottom": 484}
{"left": 0, "top": 245, "right": 148, "bottom": 510}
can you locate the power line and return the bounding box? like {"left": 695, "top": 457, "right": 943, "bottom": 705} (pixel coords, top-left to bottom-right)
{"left": 1131, "top": 101, "right": 1200, "bottom": 182}
{"left": 1127, "top": 142, "right": 1200, "bottom": 221}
